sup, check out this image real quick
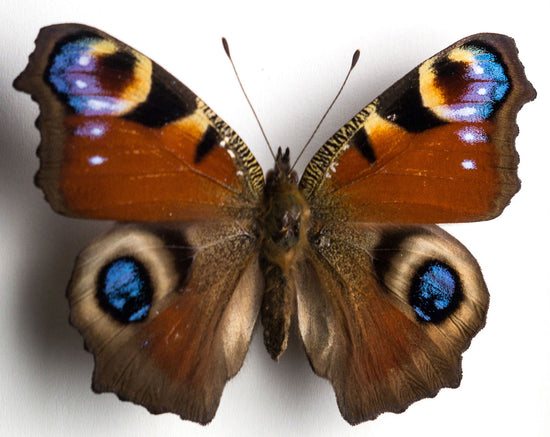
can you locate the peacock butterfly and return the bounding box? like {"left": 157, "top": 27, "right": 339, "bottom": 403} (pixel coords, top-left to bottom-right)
{"left": 13, "top": 24, "right": 535, "bottom": 425}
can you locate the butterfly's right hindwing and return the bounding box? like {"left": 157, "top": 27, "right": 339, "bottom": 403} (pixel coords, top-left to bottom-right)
{"left": 68, "top": 222, "right": 262, "bottom": 424}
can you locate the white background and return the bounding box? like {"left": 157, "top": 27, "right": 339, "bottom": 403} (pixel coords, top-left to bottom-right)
{"left": 1, "top": 1, "right": 548, "bottom": 436}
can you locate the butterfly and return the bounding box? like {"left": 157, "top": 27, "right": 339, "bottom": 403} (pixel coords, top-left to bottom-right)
{"left": 13, "top": 23, "right": 535, "bottom": 425}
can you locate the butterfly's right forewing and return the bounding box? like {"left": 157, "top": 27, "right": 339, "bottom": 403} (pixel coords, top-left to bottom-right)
{"left": 14, "top": 23, "right": 264, "bottom": 222}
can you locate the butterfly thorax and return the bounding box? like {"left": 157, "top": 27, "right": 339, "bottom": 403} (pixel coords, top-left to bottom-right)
{"left": 260, "top": 148, "right": 311, "bottom": 360}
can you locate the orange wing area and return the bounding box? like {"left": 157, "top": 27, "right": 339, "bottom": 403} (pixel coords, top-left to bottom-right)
{"left": 323, "top": 117, "right": 514, "bottom": 222}
{"left": 14, "top": 23, "right": 263, "bottom": 222}
{"left": 301, "top": 33, "right": 535, "bottom": 223}
{"left": 53, "top": 114, "right": 250, "bottom": 221}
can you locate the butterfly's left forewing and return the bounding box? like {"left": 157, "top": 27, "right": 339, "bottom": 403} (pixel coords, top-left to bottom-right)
{"left": 301, "top": 33, "right": 536, "bottom": 223}
{"left": 297, "top": 33, "right": 534, "bottom": 423}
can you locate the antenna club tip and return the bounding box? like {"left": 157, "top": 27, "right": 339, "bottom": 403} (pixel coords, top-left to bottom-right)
{"left": 351, "top": 49, "right": 360, "bottom": 69}
{"left": 222, "top": 37, "right": 231, "bottom": 58}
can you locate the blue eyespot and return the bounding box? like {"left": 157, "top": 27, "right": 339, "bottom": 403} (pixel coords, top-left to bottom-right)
{"left": 47, "top": 36, "right": 133, "bottom": 115}
{"left": 49, "top": 38, "right": 104, "bottom": 112}
{"left": 96, "top": 257, "right": 153, "bottom": 323}
{"left": 438, "top": 44, "right": 510, "bottom": 122}
{"left": 409, "top": 261, "right": 462, "bottom": 323}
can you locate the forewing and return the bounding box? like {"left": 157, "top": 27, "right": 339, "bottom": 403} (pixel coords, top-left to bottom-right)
{"left": 300, "top": 33, "right": 535, "bottom": 223}
{"left": 14, "top": 23, "right": 264, "bottom": 221}
{"left": 67, "top": 221, "right": 261, "bottom": 423}
{"left": 296, "top": 223, "right": 488, "bottom": 424}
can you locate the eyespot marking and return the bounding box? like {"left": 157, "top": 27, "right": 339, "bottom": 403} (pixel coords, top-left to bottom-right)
{"left": 96, "top": 257, "right": 153, "bottom": 323}
{"left": 421, "top": 43, "right": 510, "bottom": 122}
{"left": 410, "top": 261, "right": 462, "bottom": 323}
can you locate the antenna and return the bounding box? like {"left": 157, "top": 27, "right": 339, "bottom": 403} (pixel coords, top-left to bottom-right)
{"left": 222, "top": 37, "right": 276, "bottom": 161}
{"left": 290, "top": 49, "right": 360, "bottom": 172}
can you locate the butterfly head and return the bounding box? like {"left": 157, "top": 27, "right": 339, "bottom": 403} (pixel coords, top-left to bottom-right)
{"left": 262, "top": 147, "right": 310, "bottom": 258}
{"left": 265, "top": 147, "right": 298, "bottom": 189}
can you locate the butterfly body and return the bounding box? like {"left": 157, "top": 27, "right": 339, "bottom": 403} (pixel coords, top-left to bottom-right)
{"left": 259, "top": 148, "right": 310, "bottom": 359}
{"left": 14, "top": 24, "right": 535, "bottom": 425}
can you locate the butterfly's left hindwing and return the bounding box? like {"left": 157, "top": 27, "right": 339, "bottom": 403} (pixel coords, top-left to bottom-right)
{"left": 14, "top": 23, "right": 264, "bottom": 222}
{"left": 68, "top": 222, "right": 262, "bottom": 424}
{"left": 296, "top": 224, "right": 489, "bottom": 424}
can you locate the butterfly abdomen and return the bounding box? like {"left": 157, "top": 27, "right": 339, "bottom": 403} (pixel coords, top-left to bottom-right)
{"left": 260, "top": 149, "right": 311, "bottom": 360}
{"left": 259, "top": 259, "right": 293, "bottom": 360}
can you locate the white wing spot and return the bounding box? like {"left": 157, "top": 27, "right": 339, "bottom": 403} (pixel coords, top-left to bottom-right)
{"left": 89, "top": 155, "right": 108, "bottom": 166}
{"left": 473, "top": 64, "right": 484, "bottom": 75}
{"left": 91, "top": 126, "right": 104, "bottom": 136}
{"left": 78, "top": 55, "right": 91, "bottom": 66}
{"left": 451, "top": 106, "right": 477, "bottom": 117}
{"left": 461, "top": 159, "right": 476, "bottom": 170}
